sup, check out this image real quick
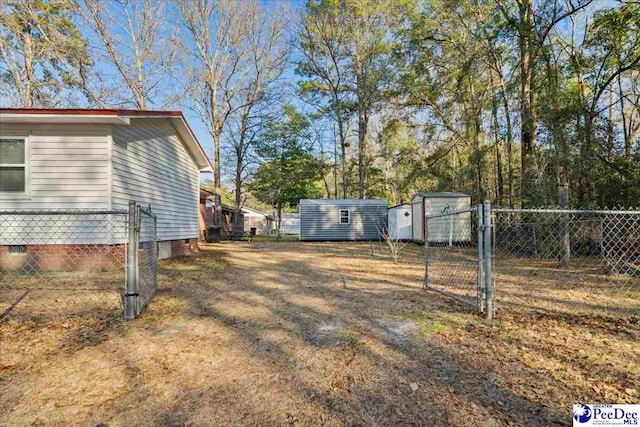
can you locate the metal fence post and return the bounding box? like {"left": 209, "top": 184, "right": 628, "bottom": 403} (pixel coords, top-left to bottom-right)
{"left": 558, "top": 184, "right": 571, "bottom": 266}
{"left": 124, "top": 201, "right": 139, "bottom": 319}
{"left": 483, "top": 200, "right": 493, "bottom": 320}
{"left": 423, "top": 240, "right": 429, "bottom": 289}
{"left": 476, "top": 205, "right": 484, "bottom": 312}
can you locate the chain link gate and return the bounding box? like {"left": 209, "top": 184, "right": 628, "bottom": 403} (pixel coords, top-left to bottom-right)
{"left": 124, "top": 201, "right": 158, "bottom": 319}
{"left": 423, "top": 201, "right": 493, "bottom": 318}
{"left": 1, "top": 201, "right": 158, "bottom": 322}
{"left": 424, "top": 201, "right": 639, "bottom": 321}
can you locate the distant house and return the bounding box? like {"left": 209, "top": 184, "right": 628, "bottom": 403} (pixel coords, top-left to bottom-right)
{"left": 299, "top": 199, "right": 388, "bottom": 241}
{"left": 222, "top": 204, "right": 244, "bottom": 239}
{"left": 0, "top": 108, "right": 213, "bottom": 263}
{"left": 241, "top": 206, "right": 274, "bottom": 235}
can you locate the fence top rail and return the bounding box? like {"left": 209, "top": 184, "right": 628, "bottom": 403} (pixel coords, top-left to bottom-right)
{"left": 493, "top": 208, "right": 640, "bottom": 215}
{"left": 138, "top": 205, "right": 157, "bottom": 219}
{"left": 426, "top": 205, "right": 479, "bottom": 220}
{"left": 0, "top": 209, "right": 128, "bottom": 215}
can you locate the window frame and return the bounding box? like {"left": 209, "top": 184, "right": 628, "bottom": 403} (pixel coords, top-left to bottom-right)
{"left": 0, "top": 135, "right": 30, "bottom": 199}
{"left": 339, "top": 209, "right": 350, "bottom": 224}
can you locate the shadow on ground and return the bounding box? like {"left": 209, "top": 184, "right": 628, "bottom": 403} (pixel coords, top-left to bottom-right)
{"left": 1, "top": 241, "right": 638, "bottom": 426}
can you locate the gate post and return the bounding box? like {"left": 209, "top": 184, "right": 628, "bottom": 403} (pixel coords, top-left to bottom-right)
{"left": 124, "top": 201, "right": 139, "bottom": 319}
{"left": 423, "top": 240, "right": 429, "bottom": 289}
{"left": 558, "top": 184, "right": 571, "bottom": 266}
{"left": 477, "top": 205, "right": 484, "bottom": 312}
{"left": 483, "top": 200, "right": 493, "bottom": 320}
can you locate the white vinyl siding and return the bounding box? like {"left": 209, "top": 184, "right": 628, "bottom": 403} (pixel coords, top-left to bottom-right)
{"left": 0, "top": 124, "right": 110, "bottom": 209}
{"left": 111, "top": 118, "right": 200, "bottom": 241}
{"left": 0, "top": 124, "right": 112, "bottom": 245}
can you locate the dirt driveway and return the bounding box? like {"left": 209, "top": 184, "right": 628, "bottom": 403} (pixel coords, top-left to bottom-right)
{"left": 1, "top": 241, "right": 638, "bottom": 426}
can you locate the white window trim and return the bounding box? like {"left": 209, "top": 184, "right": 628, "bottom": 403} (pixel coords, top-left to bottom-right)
{"left": 0, "top": 135, "right": 30, "bottom": 200}
{"left": 339, "top": 209, "right": 350, "bottom": 224}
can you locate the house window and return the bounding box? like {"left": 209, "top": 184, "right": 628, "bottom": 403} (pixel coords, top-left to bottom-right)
{"left": 0, "top": 138, "right": 26, "bottom": 193}
{"left": 339, "top": 209, "right": 350, "bottom": 224}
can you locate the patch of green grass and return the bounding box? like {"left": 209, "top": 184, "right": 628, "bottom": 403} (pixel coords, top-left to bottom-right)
{"left": 250, "top": 233, "right": 299, "bottom": 242}
{"left": 158, "top": 253, "right": 229, "bottom": 284}
{"left": 403, "top": 309, "right": 466, "bottom": 336}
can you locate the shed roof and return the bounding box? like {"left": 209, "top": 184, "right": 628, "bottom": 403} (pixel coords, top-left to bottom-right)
{"left": 413, "top": 192, "right": 470, "bottom": 199}
{"left": 300, "top": 199, "right": 388, "bottom": 206}
{"left": 388, "top": 203, "right": 411, "bottom": 210}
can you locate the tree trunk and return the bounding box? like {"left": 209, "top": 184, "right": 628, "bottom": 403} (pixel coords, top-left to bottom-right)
{"left": 489, "top": 69, "right": 504, "bottom": 205}
{"left": 607, "top": 83, "right": 615, "bottom": 159}
{"left": 277, "top": 202, "right": 282, "bottom": 240}
{"left": 333, "top": 123, "right": 338, "bottom": 198}
{"left": 23, "top": 32, "right": 34, "bottom": 107}
{"left": 234, "top": 148, "right": 243, "bottom": 236}
{"left": 518, "top": 0, "right": 537, "bottom": 207}
{"left": 357, "top": 72, "right": 368, "bottom": 199}
{"left": 618, "top": 74, "right": 631, "bottom": 159}
{"left": 336, "top": 109, "right": 348, "bottom": 198}
{"left": 499, "top": 78, "right": 515, "bottom": 208}
{"left": 210, "top": 87, "right": 222, "bottom": 228}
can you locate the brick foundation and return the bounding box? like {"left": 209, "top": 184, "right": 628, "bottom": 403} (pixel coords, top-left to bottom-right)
{"left": 1, "top": 238, "right": 199, "bottom": 273}
{"left": 170, "top": 238, "right": 199, "bottom": 257}
{"left": 0, "top": 244, "right": 126, "bottom": 272}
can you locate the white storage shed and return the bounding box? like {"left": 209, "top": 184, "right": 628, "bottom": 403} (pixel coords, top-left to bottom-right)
{"left": 387, "top": 204, "right": 412, "bottom": 240}
{"left": 411, "top": 192, "right": 472, "bottom": 243}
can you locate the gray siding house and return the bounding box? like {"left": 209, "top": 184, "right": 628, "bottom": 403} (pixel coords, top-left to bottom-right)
{"left": 0, "top": 108, "right": 213, "bottom": 260}
{"left": 299, "top": 199, "right": 388, "bottom": 241}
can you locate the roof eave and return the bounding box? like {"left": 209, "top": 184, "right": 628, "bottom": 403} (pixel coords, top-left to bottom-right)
{"left": 0, "top": 109, "right": 214, "bottom": 174}
{"left": 0, "top": 113, "right": 130, "bottom": 125}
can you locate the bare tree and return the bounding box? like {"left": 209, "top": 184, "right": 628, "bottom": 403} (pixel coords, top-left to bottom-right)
{"left": 175, "top": 0, "right": 289, "bottom": 229}
{"left": 376, "top": 221, "right": 410, "bottom": 263}
{"left": 79, "top": 0, "right": 177, "bottom": 109}
{"left": 226, "top": 2, "right": 290, "bottom": 234}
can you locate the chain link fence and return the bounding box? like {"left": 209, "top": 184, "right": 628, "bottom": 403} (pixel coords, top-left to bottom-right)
{"left": 423, "top": 203, "right": 640, "bottom": 321}
{"left": 135, "top": 205, "right": 158, "bottom": 314}
{"left": 492, "top": 208, "right": 640, "bottom": 321}
{"left": 423, "top": 206, "right": 485, "bottom": 310}
{"left": 1, "top": 201, "right": 158, "bottom": 322}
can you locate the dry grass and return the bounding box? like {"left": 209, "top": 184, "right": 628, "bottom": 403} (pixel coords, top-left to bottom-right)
{"left": 1, "top": 241, "right": 638, "bottom": 426}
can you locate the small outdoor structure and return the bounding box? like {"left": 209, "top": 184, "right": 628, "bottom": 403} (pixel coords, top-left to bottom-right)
{"left": 281, "top": 213, "right": 299, "bottom": 235}
{"left": 388, "top": 203, "right": 412, "bottom": 240}
{"left": 242, "top": 207, "right": 274, "bottom": 235}
{"left": 299, "top": 199, "right": 388, "bottom": 241}
{"left": 411, "top": 192, "right": 472, "bottom": 243}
